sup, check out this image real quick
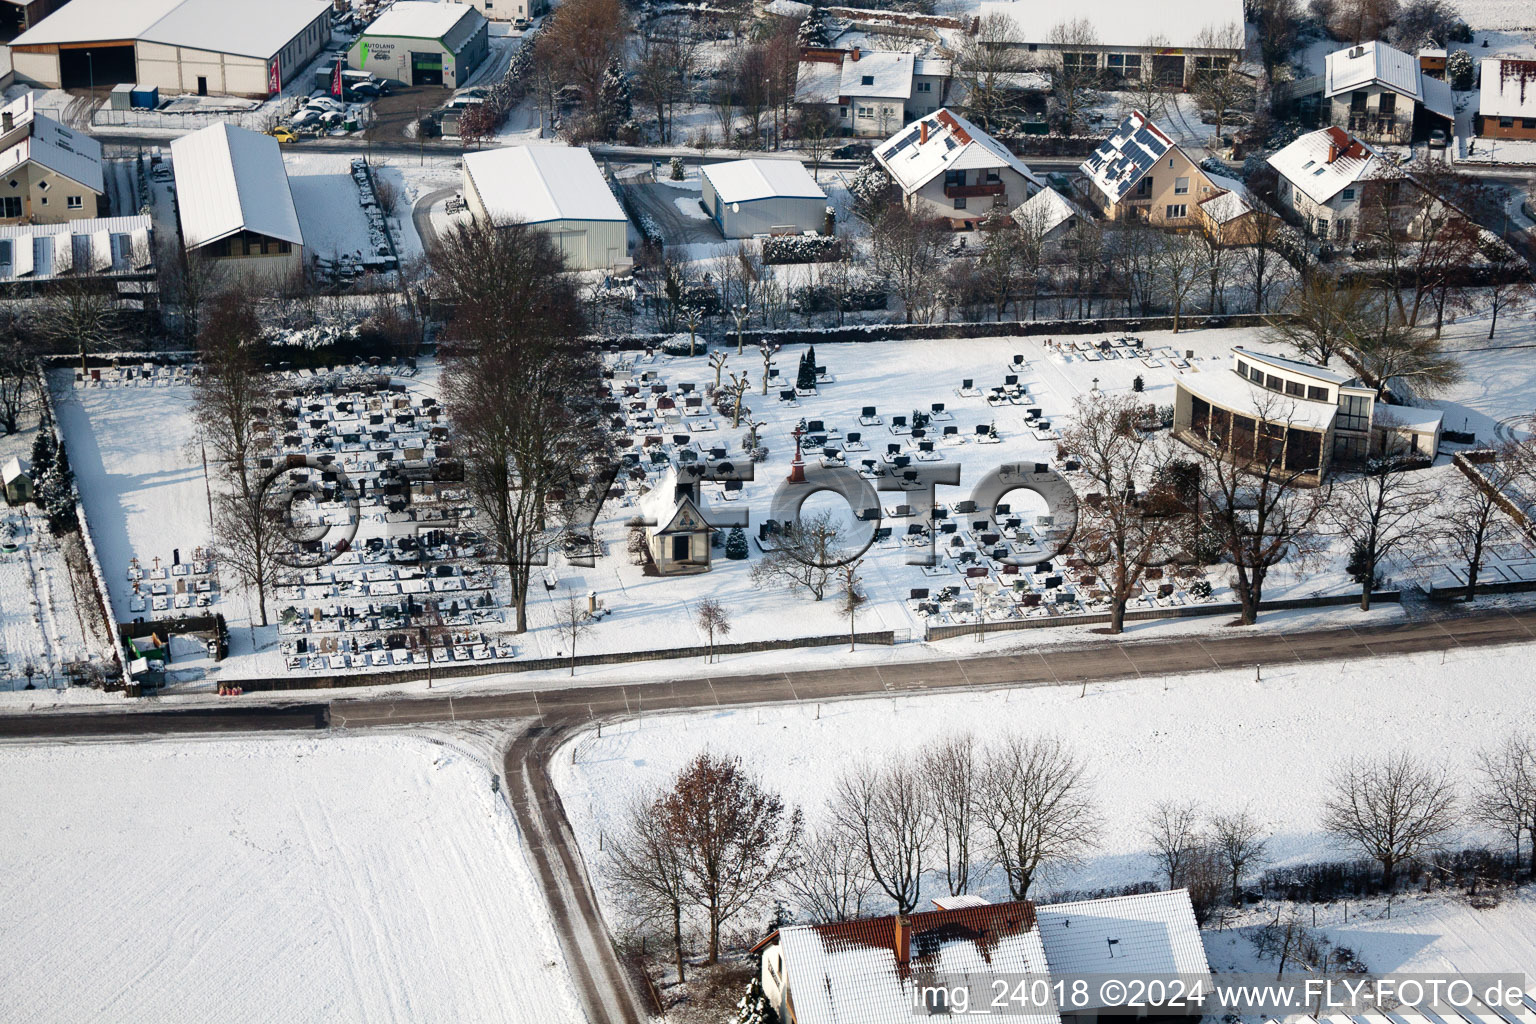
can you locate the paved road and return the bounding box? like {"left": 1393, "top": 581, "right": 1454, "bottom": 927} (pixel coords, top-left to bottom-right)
{"left": 411, "top": 186, "right": 458, "bottom": 252}
{"left": 7, "top": 605, "right": 1536, "bottom": 1023}
{"left": 622, "top": 180, "right": 723, "bottom": 247}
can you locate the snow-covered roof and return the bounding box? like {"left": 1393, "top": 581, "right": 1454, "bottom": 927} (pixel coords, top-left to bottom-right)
{"left": 1198, "top": 170, "right": 1259, "bottom": 225}
{"left": 1177, "top": 367, "right": 1340, "bottom": 430}
{"left": 1373, "top": 402, "right": 1443, "bottom": 433}
{"left": 914, "top": 58, "right": 952, "bottom": 78}
{"left": 1420, "top": 73, "right": 1453, "bottom": 120}
{"left": 638, "top": 465, "right": 711, "bottom": 537}
{"left": 1036, "top": 890, "right": 1210, "bottom": 998}
{"left": 2, "top": 456, "right": 28, "bottom": 484}
{"left": 1011, "top": 186, "right": 1089, "bottom": 235}
{"left": 171, "top": 123, "right": 304, "bottom": 250}
{"left": 840, "top": 51, "right": 914, "bottom": 99}
{"left": 702, "top": 158, "right": 826, "bottom": 204}
{"left": 362, "top": 1, "right": 485, "bottom": 46}
{"left": 874, "top": 108, "right": 1041, "bottom": 196}
{"left": 0, "top": 94, "right": 103, "bottom": 194}
{"left": 1078, "top": 110, "right": 1175, "bottom": 206}
{"left": 462, "top": 145, "right": 628, "bottom": 226}
{"left": 14, "top": 0, "right": 331, "bottom": 61}
{"left": 977, "top": 0, "right": 1242, "bottom": 51}
{"left": 0, "top": 215, "right": 154, "bottom": 282}
{"left": 764, "top": 902, "right": 1060, "bottom": 1024}
{"left": 1236, "top": 346, "right": 1354, "bottom": 386}
{"left": 763, "top": 0, "right": 811, "bottom": 18}
{"left": 1479, "top": 58, "right": 1536, "bottom": 119}
{"left": 795, "top": 58, "right": 844, "bottom": 104}
{"left": 1324, "top": 40, "right": 1423, "bottom": 102}
{"left": 1266, "top": 126, "right": 1379, "bottom": 206}
{"left": 931, "top": 894, "right": 991, "bottom": 910}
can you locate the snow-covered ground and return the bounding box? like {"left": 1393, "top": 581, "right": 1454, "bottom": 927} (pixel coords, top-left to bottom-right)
{"left": 285, "top": 152, "right": 381, "bottom": 262}
{"left": 555, "top": 644, "right": 1536, "bottom": 929}
{"left": 0, "top": 733, "right": 585, "bottom": 1024}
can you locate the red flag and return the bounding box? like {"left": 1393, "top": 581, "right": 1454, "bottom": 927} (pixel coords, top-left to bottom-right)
{"left": 268, "top": 60, "right": 282, "bottom": 96}
{"left": 331, "top": 59, "right": 343, "bottom": 98}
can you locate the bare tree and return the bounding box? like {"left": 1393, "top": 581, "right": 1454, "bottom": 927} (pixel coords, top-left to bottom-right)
{"left": 1483, "top": 267, "right": 1533, "bottom": 341}
{"left": 869, "top": 206, "right": 947, "bottom": 324}
{"left": 607, "top": 788, "right": 691, "bottom": 983}
{"left": 837, "top": 559, "right": 866, "bottom": 651}
{"left": 634, "top": 20, "right": 699, "bottom": 144}
{"left": 751, "top": 508, "right": 850, "bottom": 600}
{"left": 212, "top": 482, "right": 288, "bottom": 629}
{"left": 1434, "top": 464, "right": 1503, "bottom": 603}
{"left": 920, "top": 733, "right": 981, "bottom": 896}
{"left": 0, "top": 330, "right": 32, "bottom": 436}
{"left": 955, "top": 12, "right": 1028, "bottom": 132}
{"left": 1210, "top": 805, "right": 1270, "bottom": 904}
{"left": 1143, "top": 799, "right": 1204, "bottom": 890}
{"left": 696, "top": 597, "right": 731, "bottom": 662}
{"left": 830, "top": 760, "right": 935, "bottom": 915}
{"left": 36, "top": 280, "right": 123, "bottom": 373}
{"left": 981, "top": 734, "right": 1100, "bottom": 899}
{"left": 1059, "top": 392, "right": 1180, "bottom": 633}
{"left": 436, "top": 219, "right": 609, "bottom": 633}
{"left": 553, "top": 594, "right": 595, "bottom": 675}
{"left": 1473, "top": 734, "right": 1536, "bottom": 873}
{"left": 1329, "top": 453, "right": 1435, "bottom": 610}
{"left": 1155, "top": 230, "right": 1204, "bottom": 333}
{"left": 1044, "top": 19, "right": 1100, "bottom": 134}
{"left": 660, "top": 752, "right": 801, "bottom": 962}
{"left": 1267, "top": 272, "right": 1372, "bottom": 367}
{"left": 784, "top": 822, "right": 876, "bottom": 923}
{"left": 536, "top": 0, "right": 628, "bottom": 113}
{"left": 1189, "top": 24, "right": 1249, "bottom": 145}
{"left": 1321, "top": 752, "right": 1459, "bottom": 889}
{"left": 1186, "top": 392, "right": 1334, "bottom": 625}
{"left": 190, "top": 288, "right": 270, "bottom": 498}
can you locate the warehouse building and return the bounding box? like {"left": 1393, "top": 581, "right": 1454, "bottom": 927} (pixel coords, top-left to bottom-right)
{"left": 11, "top": 0, "right": 332, "bottom": 96}
{"left": 700, "top": 158, "right": 827, "bottom": 238}
{"left": 171, "top": 122, "right": 304, "bottom": 287}
{"left": 0, "top": 0, "right": 68, "bottom": 43}
{"left": 348, "top": 2, "right": 488, "bottom": 89}
{"left": 461, "top": 145, "right": 630, "bottom": 271}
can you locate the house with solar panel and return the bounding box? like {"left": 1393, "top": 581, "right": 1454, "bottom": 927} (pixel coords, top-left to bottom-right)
{"left": 873, "top": 109, "right": 1042, "bottom": 227}
{"left": 754, "top": 889, "right": 1209, "bottom": 1024}
{"left": 0, "top": 93, "right": 104, "bottom": 226}
{"left": 1078, "top": 111, "right": 1236, "bottom": 232}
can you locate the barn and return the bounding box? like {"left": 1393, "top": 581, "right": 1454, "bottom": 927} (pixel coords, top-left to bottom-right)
{"left": 11, "top": 0, "right": 332, "bottom": 97}
{"left": 700, "top": 158, "right": 827, "bottom": 238}
{"left": 461, "top": 145, "right": 631, "bottom": 271}
{"left": 348, "top": 1, "right": 488, "bottom": 89}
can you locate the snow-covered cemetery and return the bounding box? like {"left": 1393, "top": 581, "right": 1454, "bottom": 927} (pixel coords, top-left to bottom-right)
{"left": 3, "top": 0, "right": 1536, "bottom": 1019}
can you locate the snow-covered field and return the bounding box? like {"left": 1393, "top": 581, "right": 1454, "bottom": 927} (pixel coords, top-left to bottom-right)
{"left": 555, "top": 645, "right": 1536, "bottom": 930}
{"left": 285, "top": 153, "right": 380, "bottom": 262}
{"left": 0, "top": 733, "right": 585, "bottom": 1024}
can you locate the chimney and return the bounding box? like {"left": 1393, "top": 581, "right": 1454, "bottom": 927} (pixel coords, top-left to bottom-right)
{"left": 894, "top": 914, "right": 912, "bottom": 968}
{"left": 1327, "top": 141, "right": 1338, "bottom": 163}
{"left": 851, "top": 46, "right": 860, "bottom": 61}
{"left": 919, "top": 120, "right": 928, "bottom": 144}
{"left": 2, "top": 111, "right": 12, "bottom": 133}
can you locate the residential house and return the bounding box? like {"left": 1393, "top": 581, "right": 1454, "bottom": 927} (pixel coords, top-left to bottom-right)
{"left": 170, "top": 122, "right": 304, "bottom": 287}
{"left": 1322, "top": 40, "right": 1452, "bottom": 145}
{"left": 795, "top": 46, "right": 951, "bottom": 138}
{"left": 1266, "top": 126, "right": 1378, "bottom": 242}
{"left": 701, "top": 158, "right": 827, "bottom": 237}
{"left": 1011, "top": 185, "right": 1092, "bottom": 245}
{"left": 976, "top": 0, "right": 1243, "bottom": 87}
{"left": 1078, "top": 111, "right": 1226, "bottom": 230}
{"left": 1196, "top": 169, "right": 1277, "bottom": 245}
{"left": 1172, "top": 345, "right": 1443, "bottom": 483}
{"left": 1476, "top": 57, "right": 1536, "bottom": 140}
{"left": 873, "top": 108, "right": 1041, "bottom": 226}
{"left": 755, "top": 889, "right": 1210, "bottom": 1024}
{"left": 638, "top": 466, "right": 713, "bottom": 575}
{"left": 0, "top": 93, "right": 104, "bottom": 225}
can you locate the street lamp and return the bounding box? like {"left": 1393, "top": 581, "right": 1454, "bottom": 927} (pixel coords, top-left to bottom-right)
{"left": 86, "top": 50, "right": 94, "bottom": 99}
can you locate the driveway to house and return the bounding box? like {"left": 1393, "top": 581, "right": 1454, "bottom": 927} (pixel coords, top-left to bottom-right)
{"left": 621, "top": 179, "right": 724, "bottom": 247}
{"left": 9, "top": 606, "right": 1536, "bottom": 1022}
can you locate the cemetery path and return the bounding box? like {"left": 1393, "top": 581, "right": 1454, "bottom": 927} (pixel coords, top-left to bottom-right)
{"left": 6, "top": 604, "right": 1536, "bottom": 1023}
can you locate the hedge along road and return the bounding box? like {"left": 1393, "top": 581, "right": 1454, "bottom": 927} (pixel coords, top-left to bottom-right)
{"left": 5, "top": 605, "right": 1536, "bottom": 1024}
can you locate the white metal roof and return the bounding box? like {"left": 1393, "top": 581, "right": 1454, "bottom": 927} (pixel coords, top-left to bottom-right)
{"left": 171, "top": 123, "right": 303, "bottom": 251}
{"left": 362, "top": 1, "right": 481, "bottom": 41}
{"left": 1035, "top": 889, "right": 1211, "bottom": 994}
{"left": 0, "top": 94, "right": 103, "bottom": 193}
{"left": 1012, "top": 185, "right": 1089, "bottom": 235}
{"left": 1267, "top": 126, "right": 1380, "bottom": 206}
{"left": 702, "top": 158, "right": 826, "bottom": 204}
{"left": 874, "top": 108, "right": 1041, "bottom": 195}
{"left": 1324, "top": 40, "right": 1423, "bottom": 101}
{"left": 462, "top": 145, "right": 628, "bottom": 226}
{"left": 14, "top": 0, "right": 330, "bottom": 60}
{"left": 840, "top": 51, "right": 914, "bottom": 100}
{"left": 0, "top": 215, "right": 153, "bottom": 282}
{"left": 977, "top": 0, "right": 1242, "bottom": 50}
{"left": 1079, "top": 110, "right": 1176, "bottom": 205}
{"left": 1479, "top": 57, "right": 1536, "bottom": 119}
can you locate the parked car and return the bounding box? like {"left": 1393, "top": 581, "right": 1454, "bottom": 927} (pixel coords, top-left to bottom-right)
{"left": 267, "top": 126, "right": 299, "bottom": 144}
{"left": 1428, "top": 128, "right": 1448, "bottom": 148}
{"left": 347, "top": 82, "right": 386, "bottom": 100}
{"left": 831, "top": 142, "right": 872, "bottom": 160}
